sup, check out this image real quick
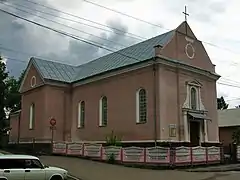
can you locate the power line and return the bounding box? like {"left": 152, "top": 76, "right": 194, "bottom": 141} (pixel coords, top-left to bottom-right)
{"left": 19, "top": 0, "right": 240, "bottom": 66}
{"left": 217, "top": 82, "right": 240, "bottom": 88}
{"left": 0, "top": 8, "right": 142, "bottom": 63}
{"left": 2, "top": 5, "right": 240, "bottom": 93}
{"left": 78, "top": 0, "right": 240, "bottom": 56}
{"left": 0, "top": 46, "right": 70, "bottom": 64}
{"left": 80, "top": 0, "right": 166, "bottom": 29}
{"left": 18, "top": 0, "right": 145, "bottom": 41}
{"left": 1, "top": 2, "right": 129, "bottom": 49}
{"left": 220, "top": 77, "right": 240, "bottom": 86}
{"left": 225, "top": 97, "right": 240, "bottom": 102}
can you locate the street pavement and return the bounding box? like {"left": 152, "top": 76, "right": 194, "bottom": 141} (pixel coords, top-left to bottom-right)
{"left": 39, "top": 156, "right": 240, "bottom": 180}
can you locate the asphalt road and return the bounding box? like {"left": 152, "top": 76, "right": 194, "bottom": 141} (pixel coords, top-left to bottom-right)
{"left": 39, "top": 156, "right": 240, "bottom": 180}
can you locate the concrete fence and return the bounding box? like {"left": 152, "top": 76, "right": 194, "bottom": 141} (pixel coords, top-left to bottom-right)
{"left": 237, "top": 146, "right": 240, "bottom": 162}
{"left": 52, "top": 142, "right": 222, "bottom": 166}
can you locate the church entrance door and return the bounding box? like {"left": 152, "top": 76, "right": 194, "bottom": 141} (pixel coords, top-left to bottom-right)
{"left": 190, "top": 121, "right": 200, "bottom": 146}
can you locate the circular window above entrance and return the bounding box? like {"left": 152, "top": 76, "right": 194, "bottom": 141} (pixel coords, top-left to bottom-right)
{"left": 30, "top": 76, "right": 36, "bottom": 87}
{"left": 185, "top": 43, "right": 195, "bottom": 59}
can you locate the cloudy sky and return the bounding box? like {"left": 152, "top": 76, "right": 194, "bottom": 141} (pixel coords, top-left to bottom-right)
{"left": 0, "top": 0, "right": 240, "bottom": 107}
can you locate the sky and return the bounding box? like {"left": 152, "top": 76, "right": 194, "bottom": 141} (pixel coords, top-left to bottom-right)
{"left": 0, "top": 0, "right": 240, "bottom": 108}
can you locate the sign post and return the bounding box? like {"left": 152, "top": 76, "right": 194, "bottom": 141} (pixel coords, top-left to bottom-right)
{"left": 49, "top": 117, "right": 56, "bottom": 151}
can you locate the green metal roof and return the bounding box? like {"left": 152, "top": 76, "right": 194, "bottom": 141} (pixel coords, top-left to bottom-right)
{"left": 32, "top": 30, "right": 175, "bottom": 83}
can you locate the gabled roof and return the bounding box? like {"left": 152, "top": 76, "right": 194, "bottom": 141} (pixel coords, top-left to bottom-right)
{"left": 218, "top": 108, "right": 240, "bottom": 127}
{"left": 30, "top": 29, "right": 175, "bottom": 83}
{"left": 33, "top": 58, "right": 78, "bottom": 83}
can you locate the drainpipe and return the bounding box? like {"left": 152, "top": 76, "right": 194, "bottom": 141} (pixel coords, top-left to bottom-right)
{"left": 176, "top": 64, "right": 181, "bottom": 141}
{"left": 17, "top": 111, "right": 21, "bottom": 144}
{"left": 152, "top": 57, "right": 158, "bottom": 147}
{"left": 63, "top": 90, "right": 67, "bottom": 141}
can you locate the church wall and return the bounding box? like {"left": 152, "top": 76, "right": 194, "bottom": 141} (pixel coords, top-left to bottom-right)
{"left": 158, "top": 66, "right": 179, "bottom": 141}
{"left": 160, "top": 24, "right": 215, "bottom": 73}
{"left": 200, "top": 80, "right": 219, "bottom": 142}
{"left": 20, "top": 87, "right": 46, "bottom": 140}
{"left": 71, "top": 66, "right": 160, "bottom": 142}
{"left": 44, "top": 85, "right": 72, "bottom": 142}
{"left": 21, "top": 64, "right": 44, "bottom": 93}
{"left": 158, "top": 65, "right": 218, "bottom": 143}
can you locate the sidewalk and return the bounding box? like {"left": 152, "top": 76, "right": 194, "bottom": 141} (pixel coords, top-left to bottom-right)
{"left": 185, "top": 164, "right": 240, "bottom": 172}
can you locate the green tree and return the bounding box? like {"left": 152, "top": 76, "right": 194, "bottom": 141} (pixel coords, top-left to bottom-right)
{"left": 232, "top": 128, "right": 240, "bottom": 145}
{"left": 217, "top": 96, "right": 228, "bottom": 110}
{"left": 0, "top": 57, "right": 8, "bottom": 135}
{"left": 5, "top": 71, "right": 24, "bottom": 113}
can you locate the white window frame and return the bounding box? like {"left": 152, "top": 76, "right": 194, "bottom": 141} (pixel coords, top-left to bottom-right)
{"left": 99, "top": 96, "right": 107, "bottom": 126}
{"left": 77, "top": 101, "right": 85, "bottom": 128}
{"left": 190, "top": 86, "right": 199, "bottom": 110}
{"left": 136, "top": 88, "right": 147, "bottom": 123}
{"left": 29, "top": 103, "right": 34, "bottom": 130}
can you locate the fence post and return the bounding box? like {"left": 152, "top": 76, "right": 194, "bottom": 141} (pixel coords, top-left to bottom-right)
{"left": 206, "top": 147, "right": 208, "bottom": 164}
{"left": 232, "top": 143, "right": 237, "bottom": 163}
{"left": 220, "top": 144, "right": 224, "bottom": 164}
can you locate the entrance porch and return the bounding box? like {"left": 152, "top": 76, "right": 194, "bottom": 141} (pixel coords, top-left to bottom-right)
{"left": 183, "top": 111, "right": 211, "bottom": 146}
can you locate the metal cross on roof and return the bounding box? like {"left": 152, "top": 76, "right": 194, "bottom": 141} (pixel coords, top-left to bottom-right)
{"left": 182, "top": 5, "right": 189, "bottom": 22}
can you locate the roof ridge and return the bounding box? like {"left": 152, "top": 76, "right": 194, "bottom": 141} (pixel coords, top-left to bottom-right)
{"left": 73, "top": 29, "right": 175, "bottom": 80}
{"left": 30, "top": 29, "right": 175, "bottom": 83}
{"left": 33, "top": 57, "right": 77, "bottom": 67}
{"left": 76, "top": 29, "right": 175, "bottom": 68}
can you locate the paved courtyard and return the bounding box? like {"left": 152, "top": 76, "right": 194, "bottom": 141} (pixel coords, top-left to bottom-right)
{"left": 39, "top": 156, "right": 240, "bottom": 180}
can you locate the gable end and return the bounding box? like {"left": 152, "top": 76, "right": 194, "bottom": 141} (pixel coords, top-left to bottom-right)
{"left": 19, "top": 58, "right": 45, "bottom": 93}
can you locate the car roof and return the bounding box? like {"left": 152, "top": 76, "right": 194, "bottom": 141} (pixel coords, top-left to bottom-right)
{"left": 0, "top": 155, "right": 39, "bottom": 160}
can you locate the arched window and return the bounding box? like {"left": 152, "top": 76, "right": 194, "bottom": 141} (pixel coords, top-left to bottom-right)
{"left": 77, "top": 101, "right": 85, "bottom": 128}
{"left": 99, "top": 96, "right": 108, "bottom": 126}
{"left": 136, "top": 88, "right": 147, "bottom": 123}
{"left": 29, "top": 103, "right": 35, "bottom": 130}
{"left": 190, "top": 87, "right": 197, "bottom": 110}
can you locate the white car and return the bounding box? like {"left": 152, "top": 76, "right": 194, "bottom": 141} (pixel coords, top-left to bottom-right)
{"left": 0, "top": 155, "right": 68, "bottom": 180}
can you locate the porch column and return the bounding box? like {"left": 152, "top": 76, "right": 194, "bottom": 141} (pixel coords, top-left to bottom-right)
{"left": 183, "top": 111, "right": 189, "bottom": 142}
{"left": 204, "top": 120, "right": 208, "bottom": 142}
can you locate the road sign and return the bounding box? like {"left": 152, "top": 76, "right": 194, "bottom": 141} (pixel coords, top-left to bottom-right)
{"left": 50, "top": 126, "right": 56, "bottom": 130}
{"left": 50, "top": 117, "right": 56, "bottom": 126}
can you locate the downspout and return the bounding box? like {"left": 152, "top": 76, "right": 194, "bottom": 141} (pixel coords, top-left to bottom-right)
{"left": 63, "top": 89, "right": 67, "bottom": 141}
{"left": 175, "top": 31, "right": 181, "bottom": 141}
{"left": 176, "top": 64, "right": 181, "bottom": 141}
{"left": 17, "top": 111, "right": 21, "bottom": 144}
{"left": 153, "top": 57, "right": 157, "bottom": 146}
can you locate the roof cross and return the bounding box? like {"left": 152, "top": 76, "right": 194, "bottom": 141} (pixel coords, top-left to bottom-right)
{"left": 182, "top": 5, "right": 189, "bottom": 22}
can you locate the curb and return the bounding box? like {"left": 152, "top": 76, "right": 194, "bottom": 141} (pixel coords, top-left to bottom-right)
{"left": 185, "top": 167, "right": 240, "bottom": 172}
{"left": 67, "top": 174, "right": 82, "bottom": 180}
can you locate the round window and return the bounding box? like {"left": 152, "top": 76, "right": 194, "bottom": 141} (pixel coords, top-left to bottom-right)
{"left": 31, "top": 76, "right": 36, "bottom": 87}
{"left": 185, "top": 43, "right": 195, "bottom": 59}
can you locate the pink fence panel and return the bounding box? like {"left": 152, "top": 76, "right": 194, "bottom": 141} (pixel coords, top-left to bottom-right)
{"left": 207, "top": 146, "right": 221, "bottom": 163}
{"left": 66, "top": 142, "right": 83, "bottom": 156}
{"left": 174, "top": 146, "right": 191, "bottom": 164}
{"left": 238, "top": 146, "right": 240, "bottom": 162}
{"left": 102, "top": 146, "right": 122, "bottom": 161}
{"left": 146, "top": 147, "right": 170, "bottom": 164}
{"left": 53, "top": 142, "right": 67, "bottom": 154}
{"left": 192, "top": 146, "right": 206, "bottom": 164}
{"left": 84, "top": 143, "right": 102, "bottom": 158}
{"left": 122, "top": 147, "right": 145, "bottom": 163}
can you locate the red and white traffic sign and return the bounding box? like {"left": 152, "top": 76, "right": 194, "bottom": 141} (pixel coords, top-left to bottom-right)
{"left": 50, "top": 117, "right": 56, "bottom": 126}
